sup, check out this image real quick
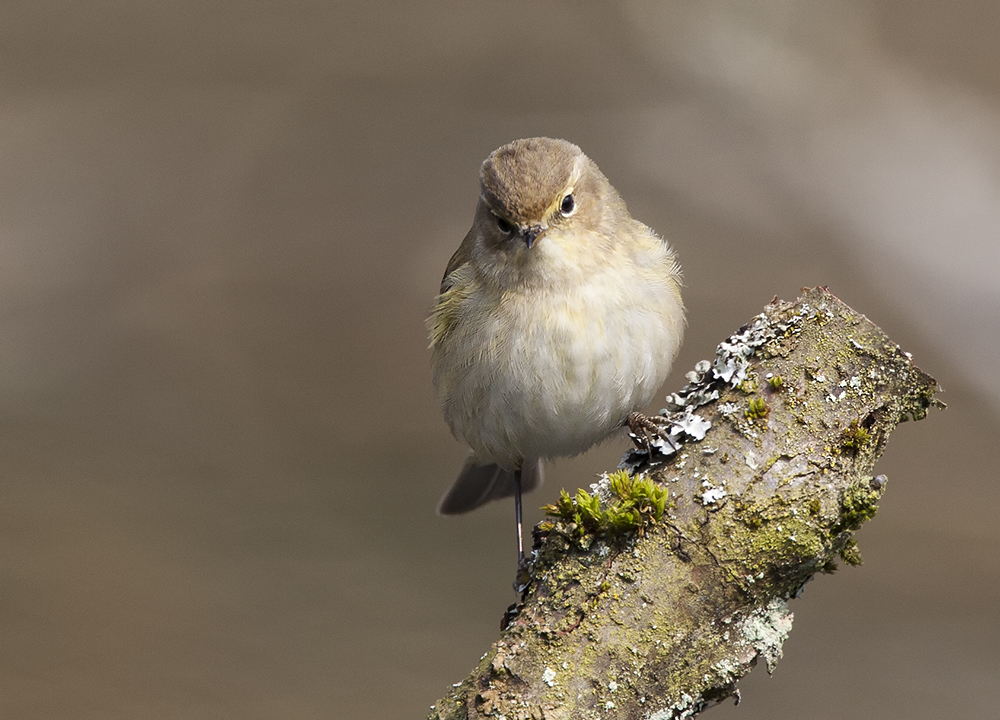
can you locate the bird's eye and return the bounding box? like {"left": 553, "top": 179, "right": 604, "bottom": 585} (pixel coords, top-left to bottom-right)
{"left": 560, "top": 193, "right": 575, "bottom": 216}
{"left": 495, "top": 216, "right": 513, "bottom": 234}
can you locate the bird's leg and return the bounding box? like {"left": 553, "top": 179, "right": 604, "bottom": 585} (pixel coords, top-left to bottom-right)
{"left": 514, "top": 469, "right": 524, "bottom": 562}
{"left": 626, "top": 411, "right": 662, "bottom": 453}
{"left": 513, "top": 469, "right": 529, "bottom": 592}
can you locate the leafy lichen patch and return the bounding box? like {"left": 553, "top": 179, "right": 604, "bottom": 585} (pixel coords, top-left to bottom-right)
{"left": 736, "top": 599, "right": 794, "bottom": 673}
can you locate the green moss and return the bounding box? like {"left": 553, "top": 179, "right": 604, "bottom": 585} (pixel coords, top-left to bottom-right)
{"left": 833, "top": 477, "right": 884, "bottom": 534}
{"left": 906, "top": 386, "right": 945, "bottom": 422}
{"left": 541, "top": 470, "right": 669, "bottom": 542}
{"left": 745, "top": 396, "right": 769, "bottom": 420}
{"left": 839, "top": 538, "right": 863, "bottom": 566}
{"left": 766, "top": 375, "right": 784, "bottom": 391}
{"left": 840, "top": 420, "right": 870, "bottom": 454}
{"left": 808, "top": 498, "right": 821, "bottom": 515}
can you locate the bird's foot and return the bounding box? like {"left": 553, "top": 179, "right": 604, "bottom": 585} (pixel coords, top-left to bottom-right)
{"left": 626, "top": 411, "right": 665, "bottom": 453}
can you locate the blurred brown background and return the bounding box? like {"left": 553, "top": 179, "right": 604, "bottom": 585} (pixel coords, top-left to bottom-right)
{"left": 2, "top": 1, "right": 998, "bottom": 718}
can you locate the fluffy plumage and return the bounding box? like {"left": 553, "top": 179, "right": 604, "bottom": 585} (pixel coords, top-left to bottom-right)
{"left": 430, "top": 137, "right": 685, "bottom": 515}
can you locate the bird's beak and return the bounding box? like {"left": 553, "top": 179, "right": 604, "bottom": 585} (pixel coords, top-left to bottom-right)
{"left": 522, "top": 224, "right": 546, "bottom": 249}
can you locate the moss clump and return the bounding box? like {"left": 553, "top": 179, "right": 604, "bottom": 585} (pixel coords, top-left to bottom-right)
{"left": 808, "top": 498, "right": 821, "bottom": 515}
{"left": 745, "top": 396, "right": 769, "bottom": 420}
{"left": 908, "top": 387, "right": 946, "bottom": 421}
{"left": 766, "top": 375, "right": 784, "bottom": 391}
{"left": 832, "top": 477, "right": 884, "bottom": 534}
{"left": 819, "top": 558, "right": 839, "bottom": 574}
{"left": 840, "top": 420, "right": 870, "bottom": 454}
{"left": 541, "top": 470, "right": 668, "bottom": 540}
{"left": 839, "top": 538, "right": 863, "bottom": 566}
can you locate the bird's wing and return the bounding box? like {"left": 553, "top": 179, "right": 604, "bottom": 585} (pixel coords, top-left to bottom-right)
{"left": 440, "top": 227, "right": 475, "bottom": 293}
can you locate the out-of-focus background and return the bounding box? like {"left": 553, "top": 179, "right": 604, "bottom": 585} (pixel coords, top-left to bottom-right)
{"left": 2, "top": 2, "right": 998, "bottom": 718}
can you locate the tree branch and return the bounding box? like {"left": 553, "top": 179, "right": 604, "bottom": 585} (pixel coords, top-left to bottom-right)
{"left": 428, "top": 287, "right": 942, "bottom": 720}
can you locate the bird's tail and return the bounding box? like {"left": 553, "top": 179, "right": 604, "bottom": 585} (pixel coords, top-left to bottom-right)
{"left": 436, "top": 455, "right": 543, "bottom": 515}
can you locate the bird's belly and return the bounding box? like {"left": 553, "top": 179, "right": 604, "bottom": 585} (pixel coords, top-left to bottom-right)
{"left": 445, "top": 282, "right": 681, "bottom": 467}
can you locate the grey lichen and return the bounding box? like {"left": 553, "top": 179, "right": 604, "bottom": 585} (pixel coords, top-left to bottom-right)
{"left": 737, "top": 599, "right": 794, "bottom": 673}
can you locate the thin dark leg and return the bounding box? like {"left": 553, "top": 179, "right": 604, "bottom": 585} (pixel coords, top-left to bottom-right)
{"left": 514, "top": 469, "right": 524, "bottom": 565}
{"left": 511, "top": 469, "right": 531, "bottom": 593}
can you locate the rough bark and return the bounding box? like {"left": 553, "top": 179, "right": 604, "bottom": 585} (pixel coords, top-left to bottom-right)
{"left": 428, "top": 287, "right": 942, "bottom": 720}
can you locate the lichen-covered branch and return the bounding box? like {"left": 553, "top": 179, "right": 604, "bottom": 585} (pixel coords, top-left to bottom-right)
{"left": 428, "top": 288, "right": 942, "bottom": 720}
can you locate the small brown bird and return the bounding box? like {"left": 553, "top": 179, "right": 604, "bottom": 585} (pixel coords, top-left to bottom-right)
{"left": 428, "top": 138, "right": 684, "bottom": 579}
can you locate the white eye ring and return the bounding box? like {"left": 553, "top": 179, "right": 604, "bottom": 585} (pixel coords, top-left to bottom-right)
{"left": 559, "top": 192, "right": 576, "bottom": 217}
